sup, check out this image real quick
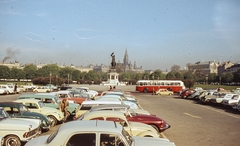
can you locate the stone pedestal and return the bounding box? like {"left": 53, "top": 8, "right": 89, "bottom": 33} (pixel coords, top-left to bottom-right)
{"left": 100, "top": 69, "right": 126, "bottom": 86}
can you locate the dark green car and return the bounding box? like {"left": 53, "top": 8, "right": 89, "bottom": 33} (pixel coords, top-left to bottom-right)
{"left": 0, "top": 102, "right": 51, "bottom": 132}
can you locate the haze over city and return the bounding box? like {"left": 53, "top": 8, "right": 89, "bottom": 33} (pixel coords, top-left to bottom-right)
{"left": 0, "top": 0, "right": 240, "bottom": 71}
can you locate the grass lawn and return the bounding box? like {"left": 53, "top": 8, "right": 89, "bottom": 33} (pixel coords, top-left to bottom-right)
{"left": 193, "top": 84, "right": 239, "bottom": 91}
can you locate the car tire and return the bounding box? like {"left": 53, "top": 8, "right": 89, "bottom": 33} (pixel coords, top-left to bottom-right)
{"left": 149, "top": 124, "right": 160, "bottom": 132}
{"left": 143, "top": 88, "right": 148, "bottom": 93}
{"left": 4, "top": 135, "right": 21, "bottom": 146}
{"left": 48, "top": 115, "right": 58, "bottom": 127}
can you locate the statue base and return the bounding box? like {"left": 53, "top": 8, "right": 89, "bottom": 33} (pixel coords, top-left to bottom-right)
{"left": 100, "top": 69, "right": 126, "bottom": 86}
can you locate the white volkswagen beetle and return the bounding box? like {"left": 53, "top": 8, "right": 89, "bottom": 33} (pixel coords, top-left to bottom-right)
{"left": 25, "top": 120, "right": 176, "bottom": 146}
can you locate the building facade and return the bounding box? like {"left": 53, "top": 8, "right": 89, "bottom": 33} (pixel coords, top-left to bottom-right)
{"left": 188, "top": 61, "right": 219, "bottom": 75}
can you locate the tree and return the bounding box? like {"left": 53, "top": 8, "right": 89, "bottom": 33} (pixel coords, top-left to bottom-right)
{"left": 153, "top": 70, "right": 165, "bottom": 79}
{"left": 170, "top": 65, "right": 180, "bottom": 72}
{"left": 233, "top": 69, "right": 240, "bottom": 83}
{"left": 221, "top": 72, "right": 233, "bottom": 83}
{"left": 23, "top": 64, "right": 37, "bottom": 80}
{"left": 183, "top": 71, "right": 194, "bottom": 80}
{"left": 0, "top": 65, "right": 11, "bottom": 79}
{"left": 175, "top": 72, "right": 183, "bottom": 79}
{"left": 166, "top": 72, "right": 176, "bottom": 79}
{"left": 11, "top": 68, "right": 25, "bottom": 81}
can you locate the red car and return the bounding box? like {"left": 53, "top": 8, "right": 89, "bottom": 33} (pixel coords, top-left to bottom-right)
{"left": 180, "top": 89, "right": 195, "bottom": 98}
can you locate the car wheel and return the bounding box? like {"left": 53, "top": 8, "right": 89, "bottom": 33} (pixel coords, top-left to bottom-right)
{"left": 4, "top": 135, "right": 21, "bottom": 146}
{"left": 34, "top": 90, "right": 38, "bottom": 93}
{"left": 149, "top": 124, "right": 160, "bottom": 132}
{"left": 169, "top": 93, "right": 172, "bottom": 95}
{"left": 143, "top": 88, "right": 148, "bottom": 93}
{"left": 48, "top": 115, "right": 58, "bottom": 127}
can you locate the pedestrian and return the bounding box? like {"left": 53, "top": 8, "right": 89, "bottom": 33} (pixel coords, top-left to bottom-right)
{"left": 59, "top": 98, "right": 70, "bottom": 122}
{"left": 109, "top": 86, "right": 112, "bottom": 90}
{"left": 14, "top": 84, "right": 18, "bottom": 94}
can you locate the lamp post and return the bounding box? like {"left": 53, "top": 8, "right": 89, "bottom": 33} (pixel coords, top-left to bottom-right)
{"left": 67, "top": 74, "right": 69, "bottom": 85}
{"left": 205, "top": 74, "right": 208, "bottom": 90}
{"left": 219, "top": 75, "right": 222, "bottom": 85}
{"left": 56, "top": 75, "right": 58, "bottom": 86}
{"left": 50, "top": 72, "right": 52, "bottom": 84}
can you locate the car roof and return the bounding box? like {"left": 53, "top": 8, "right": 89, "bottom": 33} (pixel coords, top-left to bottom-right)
{"left": 58, "top": 120, "right": 122, "bottom": 135}
{"left": 0, "top": 102, "right": 22, "bottom": 107}
{"left": 90, "top": 104, "right": 130, "bottom": 111}
{"left": 14, "top": 99, "right": 42, "bottom": 103}
{"left": 18, "top": 94, "right": 57, "bottom": 99}
{"left": 81, "top": 100, "right": 122, "bottom": 105}
{"left": 83, "top": 110, "right": 125, "bottom": 119}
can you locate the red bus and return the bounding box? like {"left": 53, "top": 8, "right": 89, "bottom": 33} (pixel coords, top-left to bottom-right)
{"left": 136, "top": 80, "right": 185, "bottom": 93}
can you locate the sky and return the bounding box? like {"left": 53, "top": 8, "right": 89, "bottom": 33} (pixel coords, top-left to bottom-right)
{"left": 0, "top": 0, "right": 240, "bottom": 71}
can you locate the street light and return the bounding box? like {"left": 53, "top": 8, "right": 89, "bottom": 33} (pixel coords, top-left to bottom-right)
{"left": 50, "top": 72, "right": 52, "bottom": 84}
{"left": 205, "top": 74, "right": 208, "bottom": 90}
{"left": 67, "top": 74, "right": 69, "bottom": 85}
{"left": 56, "top": 75, "right": 58, "bottom": 86}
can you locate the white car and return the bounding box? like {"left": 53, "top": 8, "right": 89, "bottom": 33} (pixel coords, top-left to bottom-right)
{"left": 0, "top": 88, "right": 7, "bottom": 95}
{"left": 222, "top": 94, "right": 240, "bottom": 109}
{"left": 33, "top": 86, "right": 52, "bottom": 93}
{"left": 0, "top": 107, "right": 41, "bottom": 146}
{"left": 0, "top": 84, "right": 14, "bottom": 94}
{"left": 97, "top": 95, "right": 140, "bottom": 109}
{"left": 25, "top": 120, "right": 176, "bottom": 146}
{"left": 77, "top": 87, "right": 99, "bottom": 99}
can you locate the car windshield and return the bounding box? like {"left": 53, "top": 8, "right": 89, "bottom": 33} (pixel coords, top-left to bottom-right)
{"left": 122, "top": 128, "right": 133, "bottom": 145}
{"left": 19, "top": 105, "right": 29, "bottom": 112}
{"left": 0, "top": 109, "right": 9, "bottom": 120}
{"left": 38, "top": 101, "right": 45, "bottom": 108}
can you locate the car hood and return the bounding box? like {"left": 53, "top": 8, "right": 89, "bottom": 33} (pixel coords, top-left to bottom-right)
{"left": 133, "top": 136, "right": 176, "bottom": 146}
{"left": 41, "top": 107, "right": 62, "bottom": 113}
{"left": 1, "top": 118, "right": 40, "bottom": 130}
{"left": 24, "top": 135, "right": 49, "bottom": 146}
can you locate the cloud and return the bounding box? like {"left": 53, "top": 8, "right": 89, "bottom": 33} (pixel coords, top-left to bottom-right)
{"left": 24, "top": 32, "right": 44, "bottom": 42}
{"left": 74, "top": 28, "right": 100, "bottom": 40}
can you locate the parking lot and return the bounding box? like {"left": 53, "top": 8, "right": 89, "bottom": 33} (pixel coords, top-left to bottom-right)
{"left": 1, "top": 84, "right": 240, "bottom": 146}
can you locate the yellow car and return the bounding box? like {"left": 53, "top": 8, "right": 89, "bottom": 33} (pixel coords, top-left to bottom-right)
{"left": 155, "top": 89, "right": 174, "bottom": 95}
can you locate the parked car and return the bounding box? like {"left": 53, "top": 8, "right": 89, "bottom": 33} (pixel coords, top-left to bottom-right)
{"left": 17, "top": 93, "right": 79, "bottom": 119}
{"left": 89, "top": 104, "right": 170, "bottom": 132}
{"left": 96, "top": 95, "right": 140, "bottom": 109}
{"left": 14, "top": 99, "right": 64, "bottom": 126}
{"left": 76, "top": 87, "right": 99, "bottom": 99}
{"left": 210, "top": 92, "right": 233, "bottom": 104}
{"left": 46, "top": 84, "right": 58, "bottom": 91}
{"left": 75, "top": 100, "right": 123, "bottom": 118}
{"left": 57, "top": 84, "right": 72, "bottom": 90}
{"left": 0, "top": 84, "right": 14, "bottom": 94}
{"left": 22, "top": 83, "right": 37, "bottom": 90}
{"left": 100, "top": 91, "right": 137, "bottom": 102}
{"left": 6, "top": 83, "right": 24, "bottom": 94}
{"left": 0, "top": 102, "right": 51, "bottom": 132}
{"left": 0, "top": 107, "right": 41, "bottom": 146}
{"left": 187, "top": 90, "right": 204, "bottom": 100}
{"left": 215, "top": 93, "right": 236, "bottom": 105}
{"left": 25, "top": 120, "right": 176, "bottom": 146}
{"left": 180, "top": 89, "right": 195, "bottom": 98}
{"left": 155, "top": 89, "right": 174, "bottom": 96}
{"left": 0, "top": 88, "right": 7, "bottom": 95}
{"left": 33, "top": 86, "right": 52, "bottom": 93}
{"left": 222, "top": 94, "right": 239, "bottom": 108}
{"left": 200, "top": 91, "right": 220, "bottom": 103}
{"left": 225, "top": 94, "right": 240, "bottom": 109}
{"left": 77, "top": 110, "right": 161, "bottom": 138}
{"left": 53, "top": 90, "right": 88, "bottom": 105}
